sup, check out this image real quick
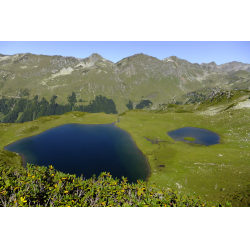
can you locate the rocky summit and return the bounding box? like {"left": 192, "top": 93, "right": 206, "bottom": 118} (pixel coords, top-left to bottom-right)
{"left": 0, "top": 52, "right": 250, "bottom": 114}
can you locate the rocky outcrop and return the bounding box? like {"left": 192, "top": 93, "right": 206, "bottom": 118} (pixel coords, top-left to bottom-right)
{"left": 200, "top": 62, "right": 220, "bottom": 72}
{"left": 50, "top": 55, "right": 80, "bottom": 68}
{"left": 218, "top": 61, "right": 250, "bottom": 73}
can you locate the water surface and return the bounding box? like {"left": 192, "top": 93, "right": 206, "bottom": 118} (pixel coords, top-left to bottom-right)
{"left": 5, "top": 123, "right": 151, "bottom": 183}
{"left": 167, "top": 127, "right": 220, "bottom": 146}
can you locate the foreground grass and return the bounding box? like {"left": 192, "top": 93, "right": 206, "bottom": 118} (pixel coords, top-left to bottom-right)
{"left": 0, "top": 164, "right": 228, "bottom": 207}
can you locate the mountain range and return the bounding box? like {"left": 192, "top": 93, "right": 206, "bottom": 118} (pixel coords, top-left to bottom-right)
{"left": 1, "top": 52, "right": 250, "bottom": 114}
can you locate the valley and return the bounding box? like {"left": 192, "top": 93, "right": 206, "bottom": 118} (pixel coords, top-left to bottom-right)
{"left": 1, "top": 89, "right": 250, "bottom": 206}
{"left": 1, "top": 52, "right": 250, "bottom": 207}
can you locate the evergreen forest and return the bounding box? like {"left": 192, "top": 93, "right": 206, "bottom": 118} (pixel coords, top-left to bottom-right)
{"left": 0, "top": 93, "right": 118, "bottom": 123}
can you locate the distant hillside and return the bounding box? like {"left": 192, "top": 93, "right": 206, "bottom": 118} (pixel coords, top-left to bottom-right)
{"left": 0, "top": 52, "right": 249, "bottom": 118}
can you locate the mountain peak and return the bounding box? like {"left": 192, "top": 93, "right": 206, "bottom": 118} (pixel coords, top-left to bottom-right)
{"left": 91, "top": 52, "right": 102, "bottom": 56}
{"left": 87, "top": 53, "right": 104, "bottom": 63}
{"left": 209, "top": 61, "right": 217, "bottom": 65}
{"left": 89, "top": 53, "right": 103, "bottom": 58}
{"left": 162, "top": 56, "right": 181, "bottom": 62}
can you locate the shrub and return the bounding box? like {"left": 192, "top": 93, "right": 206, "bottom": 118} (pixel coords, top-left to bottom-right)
{"left": 0, "top": 164, "right": 230, "bottom": 207}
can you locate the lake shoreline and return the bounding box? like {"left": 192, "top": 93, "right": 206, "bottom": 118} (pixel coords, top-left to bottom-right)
{"left": 5, "top": 119, "right": 151, "bottom": 183}
{"left": 114, "top": 123, "right": 152, "bottom": 183}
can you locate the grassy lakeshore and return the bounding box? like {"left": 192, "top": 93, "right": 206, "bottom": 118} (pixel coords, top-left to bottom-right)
{"left": 1, "top": 105, "right": 250, "bottom": 206}
{"left": 184, "top": 137, "right": 196, "bottom": 141}
{"left": 116, "top": 108, "right": 250, "bottom": 206}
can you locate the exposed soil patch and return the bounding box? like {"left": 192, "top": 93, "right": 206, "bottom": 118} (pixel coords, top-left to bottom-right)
{"left": 143, "top": 136, "right": 169, "bottom": 144}
{"left": 157, "top": 165, "right": 165, "bottom": 167}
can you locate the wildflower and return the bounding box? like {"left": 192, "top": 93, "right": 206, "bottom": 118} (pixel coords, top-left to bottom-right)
{"left": 55, "top": 184, "right": 57, "bottom": 188}
{"left": 62, "top": 178, "right": 67, "bottom": 180}
{"left": 64, "top": 191, "right": 68, "bottom": 194}
{"left": 51, "top": 174, "right": 54, "bottom": 176}
{"left": 50, "top": 165, "right": 53, "bottom": 169}
{"left": 20, "top": 197, "right": 27, "bottom": 203}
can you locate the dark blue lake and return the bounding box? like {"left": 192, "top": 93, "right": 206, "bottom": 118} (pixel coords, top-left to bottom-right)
{"left": 167, "top": 127, "right": 220, "bottom": 146}
{"left": 4, "top": 123, "right": 151, "bottom": 183}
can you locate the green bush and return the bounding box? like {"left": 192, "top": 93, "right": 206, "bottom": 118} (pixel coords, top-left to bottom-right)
{"left": 126, "top": 100, "right": 133, "bottom": 110}
{"left": 135, "top": 100, "right": 152, "bottom": 109}
{"left": 0, "top": 164, "right": 230, "bottom": 207}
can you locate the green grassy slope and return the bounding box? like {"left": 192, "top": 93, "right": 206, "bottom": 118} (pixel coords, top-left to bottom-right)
{"left": 116, "top": 91, "right": 250, "bottom": 206}
{"left": 0, "top": 92, "right": 249, "bottom": 206}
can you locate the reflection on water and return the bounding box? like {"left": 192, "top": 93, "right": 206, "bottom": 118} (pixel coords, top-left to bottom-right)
{"left": 167, "top": 127, "right": 220, "bottom": 146}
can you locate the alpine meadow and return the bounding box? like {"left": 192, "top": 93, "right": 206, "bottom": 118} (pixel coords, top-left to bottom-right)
{"left": 1, "top": 51, "right": 250, "bottom": 207}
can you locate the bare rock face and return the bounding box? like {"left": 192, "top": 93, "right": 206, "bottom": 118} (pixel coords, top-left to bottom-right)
{"left": 88, "top": 53, "right": 104, "bottom": 63}
{"left": 50, "top": 55, "right": 80, "bottom": 68}
{"left": 218, "top": 61, "right": 250, "bottom": 73}
{"left": 200, "top": 62, "right": 219, "bottom": 72}
{"left": 199, "top": 61, "right": 250, "bottom": 73}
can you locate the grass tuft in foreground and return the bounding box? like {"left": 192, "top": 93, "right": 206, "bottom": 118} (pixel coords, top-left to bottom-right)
{"left": 0, "top": 164, "right": 231, "bottom": 207}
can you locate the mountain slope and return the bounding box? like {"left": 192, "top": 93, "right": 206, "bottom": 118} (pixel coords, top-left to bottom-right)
{"left": 0, "top": 52, "right": 249, "bottom": 115}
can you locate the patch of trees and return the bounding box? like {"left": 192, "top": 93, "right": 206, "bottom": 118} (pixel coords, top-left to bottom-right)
{"left": 126, "top": 100, "right": 133, "bottom": 110}
{"left": 184, "top": 92, "right": 207, "bottom": 104}
{"left": 0, "top": 93, "right": 117, "bottom": 123}
{"left": 175, "top": 101, "right": 182, "bottom": 105}
{"left": 74, "top": 95, "right": 117, "bottom": 114}
{"left": 135, "top": 100, "right": 153, "bottom": 109}
{"left": 0, "top": 98, "right": 15, "bottom": 115}
{"left": 67, "top": 92, "right": 77, "bottom": 106}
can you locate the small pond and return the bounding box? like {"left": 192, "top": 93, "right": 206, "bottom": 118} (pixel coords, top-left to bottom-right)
{"left": 4, "top": 123, "right": 151, "bottom": 183}
{"left": 167, "top": 127, "right": 220, "bottom": 146}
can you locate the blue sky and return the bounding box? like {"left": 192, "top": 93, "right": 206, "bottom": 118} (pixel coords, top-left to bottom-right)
{"left": 0, "top": 41, "right": 249, "bottom": 65}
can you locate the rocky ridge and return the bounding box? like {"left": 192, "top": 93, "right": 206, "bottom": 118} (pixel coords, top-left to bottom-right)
{"left": 0, "top": 52, "right": 249, "bottom": 113}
